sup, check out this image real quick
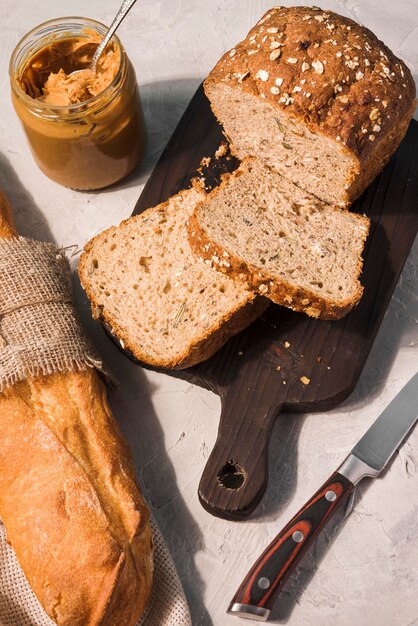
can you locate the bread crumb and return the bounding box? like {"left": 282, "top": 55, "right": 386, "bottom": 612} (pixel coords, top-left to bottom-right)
{"left": 215, "top": 143, "right": 228, "bottom": 158}
{"left": 300, "top": 376, "right": 310, "bottom": 385}
{"left": 200, "top": 156, "right": 211, "bottom": 168}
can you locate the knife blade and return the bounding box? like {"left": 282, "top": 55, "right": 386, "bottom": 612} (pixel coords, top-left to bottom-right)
{"left": 227, "top": 371, "right": 418, "bottom": 622}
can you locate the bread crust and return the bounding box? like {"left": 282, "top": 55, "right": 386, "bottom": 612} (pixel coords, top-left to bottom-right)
{"left": 79, "top": 187, "right": 269, "bottom": 370}
{"left": 204, "top": 5, "right": 416, "bottom": 206}
{"left": 0, "top": 191, "right": 153, "bottom": 625}
{"left": 102, "top": 295, "right": 269, "bottom": 370}
{"left": 187, "top": 162, "right": 370, "bottom": 321}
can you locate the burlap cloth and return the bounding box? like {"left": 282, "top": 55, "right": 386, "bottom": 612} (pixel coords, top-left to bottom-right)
{"left": 0, "top": 238, "right": 192, "bottom": 626}
{"left": 0, "top": 237, "right": 107, "bottom": 390}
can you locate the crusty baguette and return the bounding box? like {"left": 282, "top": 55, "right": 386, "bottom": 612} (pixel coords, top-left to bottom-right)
{"left": 204, "top": 5, "right": 416, "bottom": 208}
{"left": 0, "top": 190, "right": 153, "bottom": 626}
{"left": 187, "top": 159, "right": 370, "bottom": 320}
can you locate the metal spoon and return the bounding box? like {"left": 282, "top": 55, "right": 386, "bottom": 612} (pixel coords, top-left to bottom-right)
{"left": 79, "top": 0, "right": 139, "bottom": 74}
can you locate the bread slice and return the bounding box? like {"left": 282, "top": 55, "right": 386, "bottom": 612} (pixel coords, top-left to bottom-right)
{"left": 204, "top": 6, "right": 416, "bottom": 207}
{"left": 188, "top": 159, "right": 370, "bottom": 320}
{"left": 79, "top": 185, "right": 268, "bottom": 369}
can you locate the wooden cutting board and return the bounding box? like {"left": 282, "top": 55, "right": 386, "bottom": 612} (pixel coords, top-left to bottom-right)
{"left": 129, "top": 84, "right": 418, "bottom": 520}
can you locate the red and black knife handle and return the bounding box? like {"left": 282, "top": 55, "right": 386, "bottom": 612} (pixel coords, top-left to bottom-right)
{"left": 228, "top": 471, "right": 354, "bottom": 620}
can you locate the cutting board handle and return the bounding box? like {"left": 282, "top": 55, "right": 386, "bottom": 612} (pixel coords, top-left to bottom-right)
{"left": 198, "top": 378, "right": 281, "bottom": 520}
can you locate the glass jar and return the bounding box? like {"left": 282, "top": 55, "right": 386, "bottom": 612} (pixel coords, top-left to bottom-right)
{"left": 9, "top": 17, "right": 146, "bottom": 190}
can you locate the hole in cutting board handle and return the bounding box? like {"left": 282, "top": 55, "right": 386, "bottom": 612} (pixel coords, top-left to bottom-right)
{"left": 217, "top": 460, "right": 246, "bottom": 490}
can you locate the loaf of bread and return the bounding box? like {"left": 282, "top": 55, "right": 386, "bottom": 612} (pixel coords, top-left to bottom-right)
{"left": 188, "top": 158, "right": 370, "bottom": 319}
{"left": 204, "top": 5, "right": 416, "bottom": 207}
{"left": 78, "top": 185, "right": 268, "bottom": 369}
{"left": 0, "top": 190, "right": 153, "bottom": 626}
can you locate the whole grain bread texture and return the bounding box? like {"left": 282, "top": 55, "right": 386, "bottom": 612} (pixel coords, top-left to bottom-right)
{"left": 188, "top": 159, "right": 370, "bottom": 320}
{"left": 79, "top": 185, "right": 268, "bottom": 369}
{"left": 204, "top": 5, "right": 416, "bottom": 207}
{"left": 0, "top": 190, "right": 153, "bottom": 626}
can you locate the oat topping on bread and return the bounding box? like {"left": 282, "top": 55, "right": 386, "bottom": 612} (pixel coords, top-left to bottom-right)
{"left": 204, "top": 6, "right": 416, "bottom": 206}
{"left": 188, "top": 159, "right": 370, "bottom": 320}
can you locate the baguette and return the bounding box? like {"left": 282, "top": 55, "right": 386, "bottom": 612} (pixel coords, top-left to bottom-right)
{"left": 0, "top": 190, "right": 153, "bottom": 626}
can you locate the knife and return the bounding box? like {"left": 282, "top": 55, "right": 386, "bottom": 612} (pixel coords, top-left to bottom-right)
{"left": 227, "top": 371, "right": 418, "bottom": 622}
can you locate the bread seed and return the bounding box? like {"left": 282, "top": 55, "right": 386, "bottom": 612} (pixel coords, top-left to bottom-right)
{"left": 287, "top": 57, "right": 298, "bottom": 64}
{"left": 274, "top": 118, "right": 284, "bottom": 132}
{"left": 267, "top": 27, "right": 279, "bottom": 33}
{"left": 172, "top": 301, "right": 187, "bottom": 328}
{"left": 300, "top": 376, "right": 311, "bottom": 385}
{"left": 275, "top": 77, "right": 284, "bottom": 86}
{"left": 301, "top": 62, "right": 310, "bottom": 72}
{"left": 312, "top": 60, "right": 324, "bottom": 74}
{"left": 256, "top": 69, "right": 269, "bottom": 81}
{"left": 369, "top": 108, "right": 380, "bottom": 120}
{"left": 271, "top": 86, "right": 281, "bottom": 94}
{"left": 306, "top": 307, "right": 321, "bottom": 318}
{"left": 270, "top": 41, "right": 281, "bottom": 49}
{"left": 270, "top": 49, "right": 282, "bottom": 61}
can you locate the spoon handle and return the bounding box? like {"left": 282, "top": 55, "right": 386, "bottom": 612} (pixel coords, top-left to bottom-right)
{"left": 91, "top": 0, "right": 139, "bottom": 71}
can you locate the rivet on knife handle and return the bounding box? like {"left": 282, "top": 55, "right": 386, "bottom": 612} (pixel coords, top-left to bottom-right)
{"left": 227, "top": 471, "right": 354, "bottom": 621}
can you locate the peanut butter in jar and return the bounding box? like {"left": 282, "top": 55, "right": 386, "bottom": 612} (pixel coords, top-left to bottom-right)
{"left": 10, "top": 18, "right": 146, "bottom": 190}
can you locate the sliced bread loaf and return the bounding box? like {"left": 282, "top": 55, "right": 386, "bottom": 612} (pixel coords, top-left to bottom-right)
{"left": 204, "top": 6, "right": 416, "bottom": 207}
{"left": 188, "top": 159, "right": 370, "bottom": 320}
{"left": 79, "top": 185, "right": 268, "bottom": 369}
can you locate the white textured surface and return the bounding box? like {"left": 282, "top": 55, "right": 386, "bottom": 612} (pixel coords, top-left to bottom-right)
{"left": 1, "top": 1, "right": 418, "bottom": 625}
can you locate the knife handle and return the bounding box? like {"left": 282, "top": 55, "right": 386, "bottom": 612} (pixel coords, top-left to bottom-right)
{"left": 228, "top": 471, "right": 354, "bottom": 621}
